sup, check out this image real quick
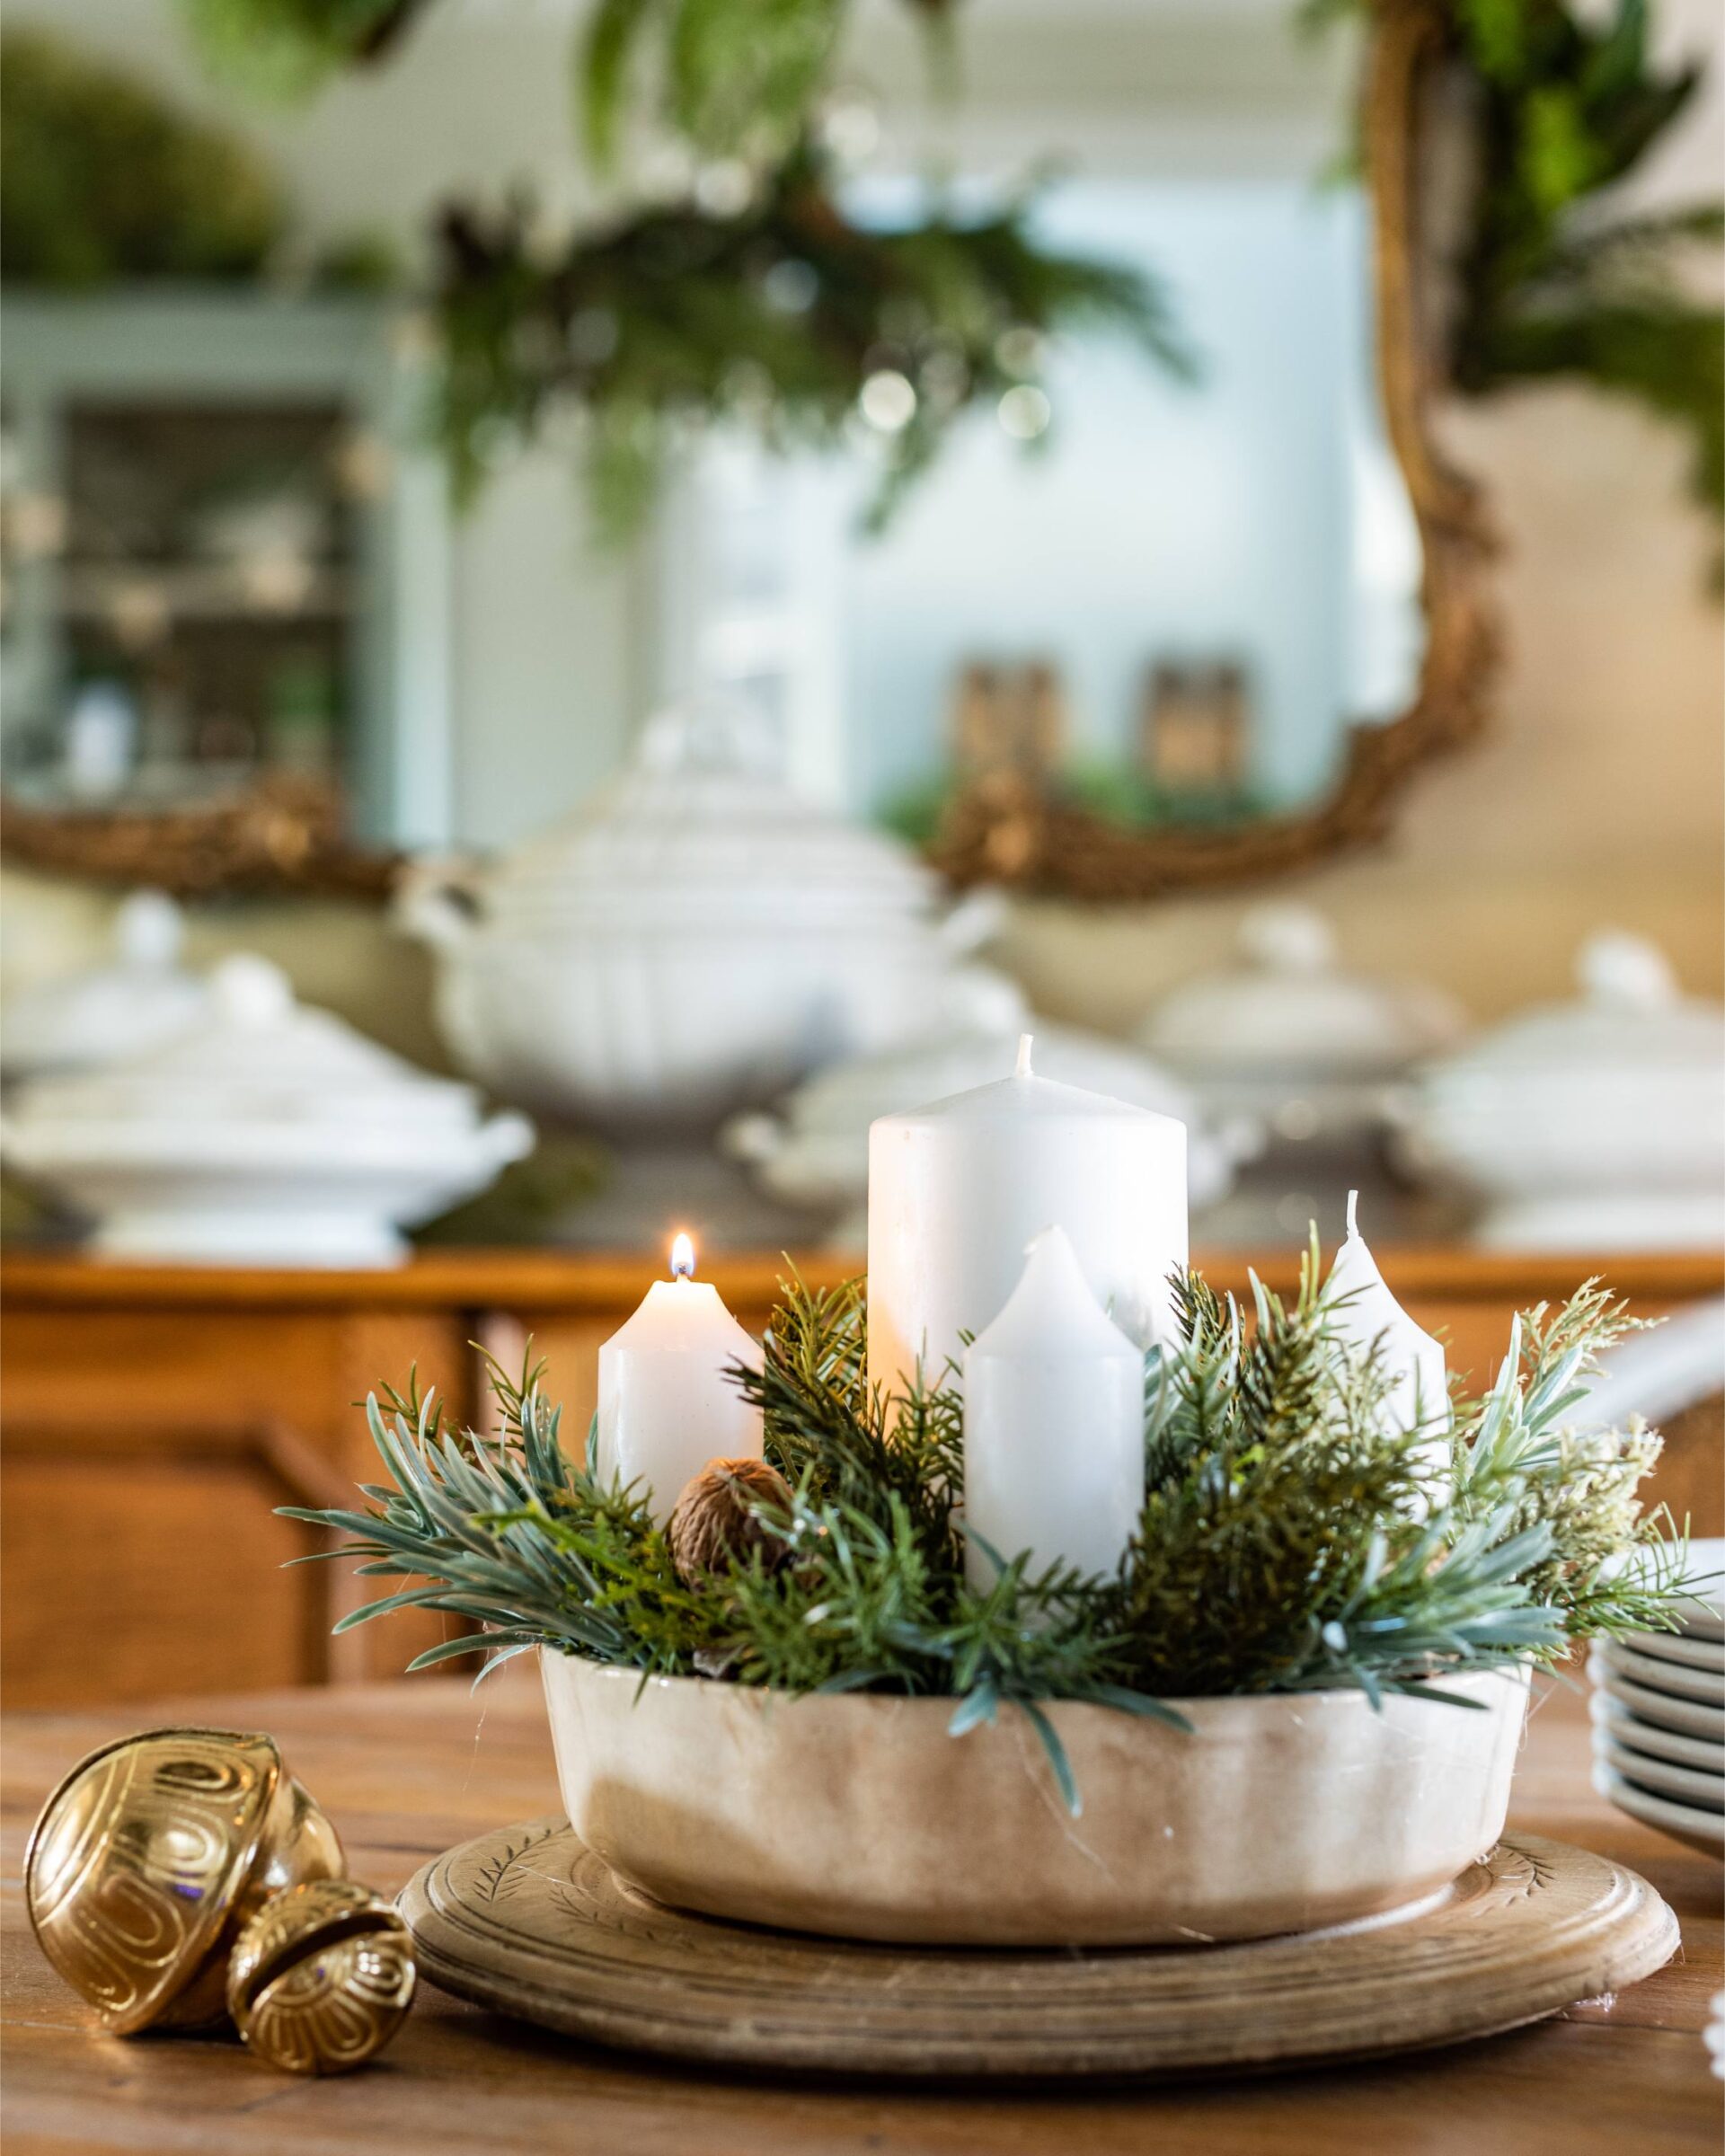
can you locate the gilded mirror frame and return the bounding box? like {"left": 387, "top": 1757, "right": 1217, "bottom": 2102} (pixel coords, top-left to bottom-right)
{"left": 0, "top": 0, "right": 1493, "bottom": 904}
{"left": 925, "top": 0, "right": 1500, "bottom": 902}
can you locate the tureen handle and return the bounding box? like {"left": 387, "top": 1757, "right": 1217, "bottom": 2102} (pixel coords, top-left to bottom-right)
{"left": 934, "top": 888, "right": 1008, "bottom": 958}
{"left": 394, "top": 870, "right": 481, "bottom": 951}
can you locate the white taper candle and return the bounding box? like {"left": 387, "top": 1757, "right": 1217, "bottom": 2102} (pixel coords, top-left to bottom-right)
{"left": 961, "top": 1225, "right": 1146, "bottom": 1591}
{"left": 1323, "top": 1191, "right": 1450, "bottom": 1486}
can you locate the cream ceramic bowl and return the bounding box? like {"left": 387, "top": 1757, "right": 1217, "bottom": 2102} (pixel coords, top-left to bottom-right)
{"left": 541, "top": 1652, "right": 1529, "bottom": 1948}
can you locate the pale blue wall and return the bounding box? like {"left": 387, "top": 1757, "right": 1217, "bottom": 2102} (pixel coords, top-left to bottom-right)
{"left": 834, "top": 177, "right": 1411, "bottom": 816}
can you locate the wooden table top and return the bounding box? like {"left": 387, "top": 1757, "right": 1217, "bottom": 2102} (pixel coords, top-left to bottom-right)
{"left": 3, "top": 1670, "right": 1720, "bottom": 2156}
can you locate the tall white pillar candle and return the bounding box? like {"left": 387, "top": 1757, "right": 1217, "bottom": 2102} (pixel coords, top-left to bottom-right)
{"left": 1323, "top": 1192, "right": 1450, "bottom": 1476}
{"left": 962, "top": 1226, "right": 1145, "bottom": 1590}
{"left": 867, "top": 1035, "right": 1187, "bottom": 1409}
{"left": 596, "top": 1233, "right": 764, "bottom": 1523}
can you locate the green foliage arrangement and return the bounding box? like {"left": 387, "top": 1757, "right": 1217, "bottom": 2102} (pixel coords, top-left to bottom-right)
{"left": 180, "top": 0, "right": 942, "bottom": 159}
{"left": 433, "top": 141, "right": 1189, "bottom": 537}
{"left": 286, "top": 1250, "right": 1691, "bottom": 1812}
{"left": 0, "top": 29, "right": 286, "bottom": 287}
{"left": 178, "top": 0, "right": 1721, "bottom": 544}
{"left": 179, "top": 0, "right": 1182, "bottom": 536}
{"left": 1313, "top": 0, "right": 1723, "bottom": 545}
{"left": 179, "top": 0, "right": 431, "bottom": 98}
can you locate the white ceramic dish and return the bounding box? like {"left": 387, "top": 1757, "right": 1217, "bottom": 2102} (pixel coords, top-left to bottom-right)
{"left": 1589, "top": 1692, "right": 1725, "bottom": 1773}
{"left": 1597, "top": 1735, "right": 1724, "bottom": 1811}
{"left": 1620, "top": 1630, "right": 1725, "bottom": 1674}
{"left": 1397, "top": 932, "right": 1725, "bottom": 1250}
{"left": 0, "top": 892, "right": 208, "bottom": 1084}
{"left": 402, "top": 703, "right": 1014, "bottom": 1135}
{"left": 1, "top": 955, "right": 533, "bottom": 1266}
{"left": 1597, "top": 1639, "right": 1725, "bottom": 1706}
{"left": 1590, "top": 1659, "right": 1725, "bottom": 1742}
{"left": 1592, "top": 1761, "right": 1725, "bottom": 1856}
{"left": 724, "top": 1015, "right": 1248, "bottom": 1232}
{"left": 540, "top": 1650, "right": 1529, "bottom": 1948}
{"left": 1137, "top": 902, "right": 1464, "bottom": 1152}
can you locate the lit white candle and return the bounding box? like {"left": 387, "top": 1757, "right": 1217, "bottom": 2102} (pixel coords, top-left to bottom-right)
{"left": 962, "top": 1225, "right": 1145, "bottom": 1591}
{"left": 1323, "top": 1191, "right": 1450, "bottom": 1475}
{"left": 867, "top": 1034, "right": 1187, "bottom": 1409}
{"left": 596, "top": 1233, "right": 764, "bottom": 1522}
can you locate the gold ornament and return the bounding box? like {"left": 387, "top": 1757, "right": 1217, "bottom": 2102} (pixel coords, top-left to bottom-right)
{"left": 227, "top": 1878, "right": 417, "bottom": 2075}
{"left": 25, "top": 1727, "right": 344, "bottom": 2034}
{"left": 667, "top": 1456, "right": 794, "bottom": 1584}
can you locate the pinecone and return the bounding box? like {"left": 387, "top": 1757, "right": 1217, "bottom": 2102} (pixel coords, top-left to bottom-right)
{"left": 667, "top": 1457, "right": 793, "bottom": 1585}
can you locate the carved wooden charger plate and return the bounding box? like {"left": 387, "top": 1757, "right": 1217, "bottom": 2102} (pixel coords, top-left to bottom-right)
{"left": 399, "top": 1821, "right": 1677, "bottom": 2079}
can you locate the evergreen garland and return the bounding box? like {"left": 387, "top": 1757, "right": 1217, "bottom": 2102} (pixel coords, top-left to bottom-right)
{"left": 183, "top": 0, "right": 1721, "bottom": 550}
{"left": 285, "top": 1252, "right": 1695, "bottom": 1813}
{"left": 432, "top": 141, "right": 1190, "bottom": 536}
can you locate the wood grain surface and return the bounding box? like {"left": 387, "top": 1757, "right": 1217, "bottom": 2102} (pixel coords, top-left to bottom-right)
{"left": 2, "top": 1668, "right": 1720, "bottom": 2155}
{"left": 401, "top": 1821, "right": 1679, "bottom": 2077}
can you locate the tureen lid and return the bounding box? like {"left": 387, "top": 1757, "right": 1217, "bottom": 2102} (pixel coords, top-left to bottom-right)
{"left": 1420, "top": 931, "right": 1723, "bottom": 1083}
{"left": 473, "top": 702, "right": 937, "bottom": 927}
{"left": 775, "top": 1020, "right": 1202, "bottom": 1135}
{"left": 728, "top": 1017, "right": 1243, "bottom": 1208}
{"left": 0, "top": 892, "right": 209, "bottom": 1081}
{"left": 8, "top": 955, "right": 486, "bottom": 1134}
{"left": 1138, "top": 903, "right": 1464, "bottom": 1081}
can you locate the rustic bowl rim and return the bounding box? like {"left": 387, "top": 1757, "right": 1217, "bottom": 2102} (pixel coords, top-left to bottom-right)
{"left": 547, "top": 1650, "right": 1525, "bottom": 1721}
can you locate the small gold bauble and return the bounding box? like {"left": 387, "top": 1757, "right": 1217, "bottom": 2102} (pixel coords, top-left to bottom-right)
{"left": 227, "top": 1878, "right": 417, "bottom": 2075}
{"left": 667, "top": 1456, "right": 794, "bottom": 1584}
{"left": 25, "top": 1727, "right": 344, "bottom": 2035}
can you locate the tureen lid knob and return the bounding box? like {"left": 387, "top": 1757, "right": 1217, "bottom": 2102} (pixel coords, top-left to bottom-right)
{"left": 210, "top": 955, "right": 295, "bottom": 1029}
{"left": 1238, "top": 902, "right": 1335, "bottom": 976}
{"left": 114, "top": 890, "right": 183, "bottom": 969}
{"left": 1576, "top": 930, "right": 1676, "bottom": 1012}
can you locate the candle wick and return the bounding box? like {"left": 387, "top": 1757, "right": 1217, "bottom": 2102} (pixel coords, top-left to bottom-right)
{"left": 1346, "top": 1188, "right": 1360, "bottom": 1240}
{"left": 1014, "top": 1032, "right": 1034, "bottom": 1080}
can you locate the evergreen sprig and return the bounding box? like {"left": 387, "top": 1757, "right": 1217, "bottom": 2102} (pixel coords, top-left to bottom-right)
{"left": 284, "top": 1258, "right": 1699, "bottom": 1812}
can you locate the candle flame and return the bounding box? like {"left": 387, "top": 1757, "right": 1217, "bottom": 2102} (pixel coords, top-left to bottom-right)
{"left": 669, "top": 1231, "right": 696, "bottom": 1279}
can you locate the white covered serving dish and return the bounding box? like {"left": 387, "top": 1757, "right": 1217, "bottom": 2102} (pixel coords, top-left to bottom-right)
{"left": 0, "top": 891, "right": 209, "bottom": 1085}
{"left": 724, "top": 1011, "right": 1248, "bottom": 1241}
{"left": 0, "top": 954, "right": 534, "bottom": 1265}
{"left": 1395, "top": 931, "right": 1725, "bottom": 1250}
{"left": 399, "top": 702, "right": 1012, "bottom": 1136}
{"left": 1137, "top": 903, "right": 1466, "bottom": 1149}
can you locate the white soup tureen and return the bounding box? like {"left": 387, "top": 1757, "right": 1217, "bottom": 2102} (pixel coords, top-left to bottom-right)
{"left": 1394, "top": 931, "right": 1724, "bottom": 1250}
{"left": 399, "top": 702, "right": 1011, "bottom": 1136}
{"left": 0, "top": 955, "right": 534, "bottom": 1265}
{"left": 1137, "top": 902, "right": 1466, "bottom": 1149}
{"left": 0, "top": 892, "right": 209, "bottom": 1085}
{"left": 724, "top": 1012, "right": 1250, "bottom": 1244}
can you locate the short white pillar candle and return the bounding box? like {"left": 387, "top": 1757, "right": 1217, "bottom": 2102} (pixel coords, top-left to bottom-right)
{"left": 1323, "top": 1192, "right": 1450, "bottom": 1479}
{"left": 962, "top": 1225, "right": 1146, "bottom": 1592}
{"left": 596, "top": 1233, "right": 764, "bottom": 1523}
{"left": 867, "top": 1034, "right": 1187, "bottom": 1411}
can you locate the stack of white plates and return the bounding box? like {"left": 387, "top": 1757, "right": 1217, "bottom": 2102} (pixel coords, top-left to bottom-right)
{"left": 1588, "top": 1540, "right": 1725, "bottom": 1857}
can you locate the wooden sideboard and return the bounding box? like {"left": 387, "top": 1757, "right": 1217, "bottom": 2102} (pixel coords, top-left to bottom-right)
{"left": 3, "top": 1247, "right": 1720, "bottom": 1709}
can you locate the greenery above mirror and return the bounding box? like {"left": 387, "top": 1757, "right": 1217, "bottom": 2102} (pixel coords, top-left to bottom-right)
{"left": 1314, "top": 0, "right": 1721, "bottom": 559}
{"left": 434, "top": 146, "right": 1190, "bottom": 539}
{"left": 182, "top": 0, "right": 1721, "bottom": 559}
